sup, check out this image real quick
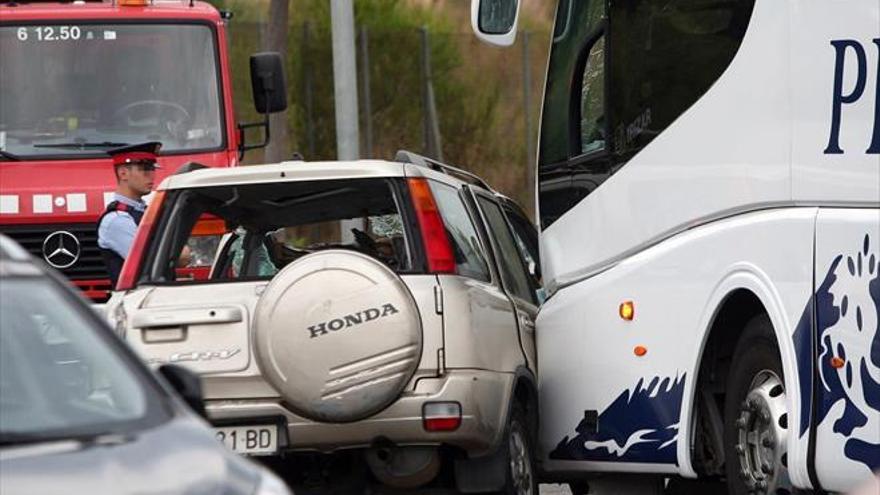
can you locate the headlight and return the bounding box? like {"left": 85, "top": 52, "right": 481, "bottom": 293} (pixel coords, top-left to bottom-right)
{"left": 254, "top": 469, "right": 292, "bottom": 495}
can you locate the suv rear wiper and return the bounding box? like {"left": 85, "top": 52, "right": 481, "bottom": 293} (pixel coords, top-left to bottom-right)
{"left": 32, "top": 141, "right": 129, "bottom": 150}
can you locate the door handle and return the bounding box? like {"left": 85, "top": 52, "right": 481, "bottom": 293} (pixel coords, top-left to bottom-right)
{"left": 132, "top": 307, "right": 243, "bottom": 329}
{"left": 518, "top": 314, "right": 535, "bottom": 332}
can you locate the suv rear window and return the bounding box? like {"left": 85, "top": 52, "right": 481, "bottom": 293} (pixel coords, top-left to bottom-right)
{"left": 142, "top": 178, "right": 415, "bottom": 284}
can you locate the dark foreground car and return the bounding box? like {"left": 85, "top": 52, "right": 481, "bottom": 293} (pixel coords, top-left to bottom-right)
{"left": 0, "top": 235, "right": 291, "bottom": 495}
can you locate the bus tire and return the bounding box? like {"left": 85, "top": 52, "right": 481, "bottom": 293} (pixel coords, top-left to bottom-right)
{"left": 723, "top": 314, "right": 795, "bottom": 495}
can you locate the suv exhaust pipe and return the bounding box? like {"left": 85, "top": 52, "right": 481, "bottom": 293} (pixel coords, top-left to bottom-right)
{"left": 364, "top": 438, "right": 440, "bottom": 489}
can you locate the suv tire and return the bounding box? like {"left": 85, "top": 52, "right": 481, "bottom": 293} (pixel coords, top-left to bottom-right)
{"left": 496, "top": 403, "right": 538, "bottom": 495}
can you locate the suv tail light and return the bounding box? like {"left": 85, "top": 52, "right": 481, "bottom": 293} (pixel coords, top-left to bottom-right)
{"left": 422, "top": 402, "right": 462, "bottom": 431}
{"left": 116, "top": 191, "right": 166, "bottom": 291}
{"left": 407, "top": 178, "right": 455, "bottom": 274}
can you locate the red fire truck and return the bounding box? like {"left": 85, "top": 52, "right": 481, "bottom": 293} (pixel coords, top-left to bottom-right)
{"left": 0, "top": 0, "right": 285, "bottom": 301}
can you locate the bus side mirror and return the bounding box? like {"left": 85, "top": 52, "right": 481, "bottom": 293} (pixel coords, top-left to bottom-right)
{"left": 471, "top": 0, "right": 520, "bottom": 47}
{"left": 250, "top": 52, "right": 287, "bottom": 114}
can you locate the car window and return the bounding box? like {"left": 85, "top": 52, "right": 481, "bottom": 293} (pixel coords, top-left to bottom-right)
{"left": 475, "top": 196, "right": 537, "bottom": 304}
{"left": 500, "top": 202, "right": 541, "bottom": 287}
{"left": 143, "top": 179, "right": 414, "bottom": 284}
{"left": 579, "top": 35, "right": 606, "bottom": 155}
{"left": 428, "top": 181, "right": 491, "bottom": 282}
{"left": 0, "top": 278, "right": 163, "bottom": 441}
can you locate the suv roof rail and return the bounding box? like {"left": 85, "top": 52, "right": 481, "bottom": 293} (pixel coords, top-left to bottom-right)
{"left": 174, "top": 161, "right": 209, "bottom": 175}
{"left": 394, "top": 150, "right": 492, "bottom": 191}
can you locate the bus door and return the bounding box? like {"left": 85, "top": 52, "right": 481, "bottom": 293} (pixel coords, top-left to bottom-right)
{"left": 790, "top": 3, "right": 879, "bottom": 489}
{"left": 810, "top": 209, "right": 880, "bottom": 492}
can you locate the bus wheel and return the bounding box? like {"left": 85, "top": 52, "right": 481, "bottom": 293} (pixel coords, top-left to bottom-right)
{"left": 723, "top": 315, "right": 794, "bottom": 495}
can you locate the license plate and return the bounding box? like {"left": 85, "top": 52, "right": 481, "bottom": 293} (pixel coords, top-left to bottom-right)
{"left": 214, "top": 424, "right": 278, "bottom": 455}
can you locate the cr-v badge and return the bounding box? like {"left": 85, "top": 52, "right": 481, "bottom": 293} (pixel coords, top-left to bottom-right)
{"left": 147, "top": 348, "right": 242, "bottom": 365}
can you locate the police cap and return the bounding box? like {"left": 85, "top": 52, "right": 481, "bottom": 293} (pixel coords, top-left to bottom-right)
{"left": 108, "top": 142, "right": 162, "bottom": 168}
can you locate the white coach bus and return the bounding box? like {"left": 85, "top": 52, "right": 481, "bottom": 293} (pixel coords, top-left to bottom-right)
{"left": 474, "top": 0, "right": 879, "bottom": 493}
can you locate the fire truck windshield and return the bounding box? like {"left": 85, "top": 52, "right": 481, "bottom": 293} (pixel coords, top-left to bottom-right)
{"left": 0, "top": 23, "right": 224, "bottom": 159}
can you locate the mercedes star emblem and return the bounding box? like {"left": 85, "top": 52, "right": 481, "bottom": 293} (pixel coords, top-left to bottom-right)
{"left": 42, "top": 231, "right": 80, "bottom": 269}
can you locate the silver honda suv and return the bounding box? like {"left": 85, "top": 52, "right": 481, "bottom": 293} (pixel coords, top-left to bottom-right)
{"left": 107, "top": 151, "right": 542, "bottom": 494}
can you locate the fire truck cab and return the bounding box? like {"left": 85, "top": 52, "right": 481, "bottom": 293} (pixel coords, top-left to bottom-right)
{"left": 0, "top": 0, "right": 285, "bottom": 301}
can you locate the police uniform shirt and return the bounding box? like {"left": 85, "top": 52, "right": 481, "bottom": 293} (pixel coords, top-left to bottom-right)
{"left": 97, "top": 193, "right": 147, "bottom": 259}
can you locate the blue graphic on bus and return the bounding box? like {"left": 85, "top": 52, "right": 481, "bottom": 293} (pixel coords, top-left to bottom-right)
{"left": 792, "top": 233, "right": 880, "bottom": 471}
{"left": 550, "top": 374, "right": 685, "bottom": 464}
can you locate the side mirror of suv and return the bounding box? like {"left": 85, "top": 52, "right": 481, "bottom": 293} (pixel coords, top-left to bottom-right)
{"left": 158, "top": 364, "right": 206, "bottom": 418}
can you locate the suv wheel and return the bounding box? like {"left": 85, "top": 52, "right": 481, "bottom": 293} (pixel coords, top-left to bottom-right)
{"left": 498, "top": 404, "right": 537, "bottom": 495}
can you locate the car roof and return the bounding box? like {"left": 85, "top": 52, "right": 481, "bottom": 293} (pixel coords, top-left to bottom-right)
{"left": 0, "top": 234, "right": 31, "bottom": 261}
{"left": 0, "top": 234, "right": 44, "bottom": 278}
{"left": 160, "top": 158, "right": 487, "bottom": 193}
{"left": 161, "top": 160, "right": 404, "bottom": 190}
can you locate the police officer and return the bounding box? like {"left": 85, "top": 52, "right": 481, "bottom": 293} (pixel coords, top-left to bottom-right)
{"left": 97, "top": 142, "right": 161, "bottom": 288}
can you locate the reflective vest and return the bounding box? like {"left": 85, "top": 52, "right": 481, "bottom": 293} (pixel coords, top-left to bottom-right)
{"left": 96, "top": 201, "right": 144, "bottom": 289}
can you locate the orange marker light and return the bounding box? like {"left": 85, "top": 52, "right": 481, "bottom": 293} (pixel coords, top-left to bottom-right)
{"left": 619, "top": 301, "right": 635, "bottom": 321}
{"left": 830, "top": 357, "right": 845, "bottom": 369}
{"left": 634, "top": 346, "right": 647, "bottom": 357}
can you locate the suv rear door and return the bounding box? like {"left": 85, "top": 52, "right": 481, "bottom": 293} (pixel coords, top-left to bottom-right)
{"left": 115, "top": 176, "right": 446, "bottom": 394}
{"left": 427, "top": 180, "right": 523, "bottom": 373}
{"left": 470, "top": 190, "right": 540, "bottom": 373}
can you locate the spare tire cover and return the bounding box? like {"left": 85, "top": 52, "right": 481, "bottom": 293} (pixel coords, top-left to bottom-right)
{"left": 254, "top": 250, "right": 422, "bottom": 423}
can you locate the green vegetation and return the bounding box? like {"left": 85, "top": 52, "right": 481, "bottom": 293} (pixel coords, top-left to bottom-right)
{"left": 210, "top": 0, "right": 549, "bottom": 215}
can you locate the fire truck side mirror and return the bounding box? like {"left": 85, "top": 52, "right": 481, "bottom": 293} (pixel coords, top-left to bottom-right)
{"left": 250, "top": 52, "right": 287, "bottom": 114}
{"left": 239, "top": 52, "right": 288, "bottom": 160}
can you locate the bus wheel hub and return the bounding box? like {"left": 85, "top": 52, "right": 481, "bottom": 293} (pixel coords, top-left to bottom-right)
{"left": 735, "top": 370, "right": 790, "bottom": 494}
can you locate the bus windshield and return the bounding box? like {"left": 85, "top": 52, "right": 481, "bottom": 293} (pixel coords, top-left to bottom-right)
{"left": 0, "top": 23, "right": 223, "bottom": 158}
